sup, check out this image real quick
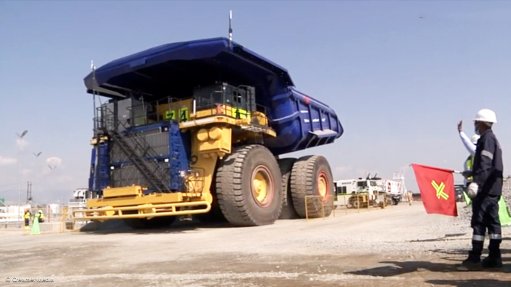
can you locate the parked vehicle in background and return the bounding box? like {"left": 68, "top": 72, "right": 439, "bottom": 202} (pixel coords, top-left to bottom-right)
{"left": 455, "top": 184, "right": 466, "bottom": 202}
{"left": 335, "top": 173, "right": 406, "bottom": 207}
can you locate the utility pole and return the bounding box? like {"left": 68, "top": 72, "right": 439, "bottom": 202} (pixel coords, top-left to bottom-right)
{"left": 26, "top": 181, "right": 32, "bottom": 203}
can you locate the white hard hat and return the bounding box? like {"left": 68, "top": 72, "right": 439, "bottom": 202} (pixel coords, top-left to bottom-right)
{"left": 474, "top": 108, "right": 497, "bottom": 123}
{"left": 470, "top": 134, "right": 480, "bottom": 144}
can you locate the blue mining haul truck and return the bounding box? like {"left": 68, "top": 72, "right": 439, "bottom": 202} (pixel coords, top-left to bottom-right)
{"left": 74, "top": 37, "right": 343, "bottom": 227}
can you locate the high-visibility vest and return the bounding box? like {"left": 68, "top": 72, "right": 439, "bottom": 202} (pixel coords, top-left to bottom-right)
{"left": 464, "top": 155, "right": 474, "bottom": 182}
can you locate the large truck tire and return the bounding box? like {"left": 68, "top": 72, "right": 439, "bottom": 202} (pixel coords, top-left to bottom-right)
{"left": 124, "top": 216, "right": 175, "bottom": 229}
{"left": 216, "top": 145, "right": 282, "bottom": 226}
{"left": 290, "top": 155, "right": 334, "bottom": 218}
{"left": 278, "top": 158, "right": 299, "bottom": 219}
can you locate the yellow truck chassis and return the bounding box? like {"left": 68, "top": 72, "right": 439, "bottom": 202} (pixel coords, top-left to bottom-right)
{"left": 73, "top": 185, "right": 212, "bottom": 220}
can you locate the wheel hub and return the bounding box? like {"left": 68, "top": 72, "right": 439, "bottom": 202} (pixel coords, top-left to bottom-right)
{"left": 317, "top": 172, "right": 329, "bottom": 199}
{"left": 252, "top": 166, "right": 273, "bottom": 207}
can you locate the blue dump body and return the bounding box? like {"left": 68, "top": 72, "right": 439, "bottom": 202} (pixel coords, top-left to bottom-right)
{"left": 84, "top": 37, "right": 343, "bottom": 155}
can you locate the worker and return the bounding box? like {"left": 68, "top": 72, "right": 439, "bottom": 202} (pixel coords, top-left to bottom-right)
{"left": 458, "top": 121, "right": 479, "bottom": 156}
{"left": 406, "top": 190, "right": 413, "bottom": 206}
{"left": 458, "top": 121, "right": 479, "bottom": 200}
{"left": 23, "top": 209, "right": 31, "bottom": 228}
{"left": 459, "top": 120, "right": 510, "bottom": 219}
{"left": 462, "top": 108, "right": 503, "bottom": 268}
{"left": 35, "top": 209, "right": 45, "bottom": 223}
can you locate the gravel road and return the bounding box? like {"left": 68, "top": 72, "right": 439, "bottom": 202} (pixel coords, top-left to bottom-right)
{"left": 1, "top": 202, "right": 510, "bottom": 287}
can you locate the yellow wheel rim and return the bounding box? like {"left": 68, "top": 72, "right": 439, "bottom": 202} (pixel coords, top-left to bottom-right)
{"left": 252, "top": 166, "right": 273, "bottom": 207}
{"left": 317, "top": 172, "right": 329, "bottom": 200}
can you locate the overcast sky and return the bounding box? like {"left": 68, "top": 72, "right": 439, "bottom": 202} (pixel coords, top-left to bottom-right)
{"left": 1, "top": 1, "right": 510, "bottom": 203}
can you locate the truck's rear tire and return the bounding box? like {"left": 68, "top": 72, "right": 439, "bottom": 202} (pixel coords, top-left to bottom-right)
{"left": 216, "top": 145, "right": 282, "bottom": 226}
{"left": 290, "top": 155, "right": 334, "bottom": 218}
{"left": 278, "top": 158, "right": 299, "bottom": 219}
{"left": 124, "top": 216, "right": 175, "bottom": 229}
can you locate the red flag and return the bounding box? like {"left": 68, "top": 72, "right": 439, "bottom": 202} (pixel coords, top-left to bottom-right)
{"left": 411, "top": 163, "right": 457, "bottom": 216}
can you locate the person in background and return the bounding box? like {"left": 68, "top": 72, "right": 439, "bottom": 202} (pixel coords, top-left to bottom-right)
{"left": 462, "top": 108, "right": 504, "bottom": 268}
{"left": 458, "top": 121, "right": 478, "bottom": 156}
{"left": 406, "top": 190, "right": 413, "bottom": 206}
{"left": 23, "top": 209, "right": 31, "bottom": 228}
{"left": 35, "top": 209, "right": 45, "bottom": 223}
{"left": 458, "top": 121, "right": 479, "bottom": 200}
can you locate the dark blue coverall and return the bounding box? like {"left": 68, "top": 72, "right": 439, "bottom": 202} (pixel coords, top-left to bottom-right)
{"left": 470, "top": 128, "right": 504, "bottom": 261}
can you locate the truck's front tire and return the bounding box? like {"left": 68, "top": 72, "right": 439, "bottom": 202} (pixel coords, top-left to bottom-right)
{"left": 290, "top": 155, "right": 334, "bottom": 218}
{"left": 216, "top": 145, "right": 282, "bottom": 226}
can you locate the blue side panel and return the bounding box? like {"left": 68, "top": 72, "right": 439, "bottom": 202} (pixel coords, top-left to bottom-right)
{"left": 95, "top": 143, "right": 110, "bottom": 192}
{"left": 168, "top": 122, "right": 190, "bottom": 191}
{"left": 88, "top": 147, "right": 96, "bottom": 192}
{"left": 265, "top": 88, "right": 344, "bottom": 155}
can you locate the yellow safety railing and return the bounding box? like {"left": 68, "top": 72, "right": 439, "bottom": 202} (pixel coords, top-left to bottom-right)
{"left": 304, "top": 195, "right": 326, "bottom": 221}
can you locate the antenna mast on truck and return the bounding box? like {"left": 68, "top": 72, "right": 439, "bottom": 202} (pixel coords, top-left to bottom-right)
{"left": 228, "top": 10, "right": 233, "bottom": 48}
{"left": 90, "top": 60, "right": 97, "bottom": 132}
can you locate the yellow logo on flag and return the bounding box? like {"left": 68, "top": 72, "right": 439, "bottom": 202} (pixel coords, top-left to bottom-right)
{"left": 431, "top": 180, "right": 448, "bottom": 200}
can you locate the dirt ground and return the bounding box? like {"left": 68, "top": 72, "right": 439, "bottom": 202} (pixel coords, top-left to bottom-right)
{"left": 1, "top": 202, "right": 510, "bottom": 287}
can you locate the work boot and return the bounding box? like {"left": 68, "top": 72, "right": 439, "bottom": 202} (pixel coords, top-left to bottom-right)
{"left": 483, "top": 239, "right": 503, "bottom": 268}
{"left": 481, "top": 256, "right": 503, "bottom": 268}
{"left": 462, "top": 251, "right": 481, "bottom": 268}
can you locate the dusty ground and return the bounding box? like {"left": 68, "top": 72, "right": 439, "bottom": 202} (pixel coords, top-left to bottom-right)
{"left": 1, "top": 202, "right": 510, "bottom": 287}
